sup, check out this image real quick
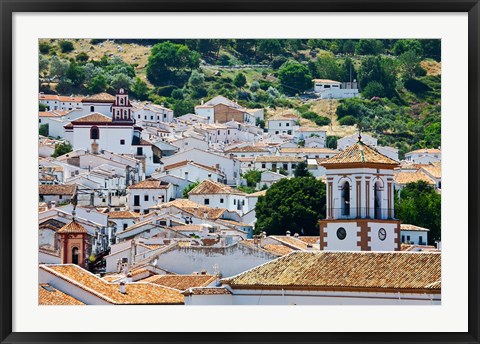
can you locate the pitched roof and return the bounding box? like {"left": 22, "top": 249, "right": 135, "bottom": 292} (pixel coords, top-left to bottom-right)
{"left": 107, "top": 211, "right": 141, "bottom": 219}
{"left": 406, "top": 148, "right": 441, "bottom": 155}
{"left": 57, "top": 220, "right": 88, "bottom": 234}
{"left": 182, "top": 287, "right": 232, "bottom": 295}
{"left": 153, "top": 199, "right": 228, "bottom": 220}
{"left": 313, "top": 79, "right": 342, "bottom": 84}
{"left": 189, "top": 179, "right": 246, "bottom": 196}
{"left": 280, "top": 147, "right": 336, "bottom": 154}
{"left": 128, "top": 179, "right": 170, "bottom": 190}
{"left": 39, "top": 184, "right": 76, "bottom": 196}
{"left": 82, "top": 92, "right": 115, "bottom": 103}
{"left": 38, "top": 284, "right": 85, "bottom": 305}
{"left": 39, "top": 264, "right": 184, "bottom": 305}
{"left": 321, "top": 140, "right": 398, "bottom": 168}
{"left": 222, "top": 251, "right": 441, "bottom": 293}
{"left": 394, "top": 171, "right": 436, "bottom": 185}
{"left": 163, "top": 160, "right": 219, "bottom": 174}
{"left": 141, "top": 274, "right": 216, "bottom": 291}
{"left": 256, "top": 156, "right": 305, "bottom": 163}
{"left": 401, "top": 224, "right": 430, "bottom": 232}
{"left": 226, "top": 146, "right": 269, "bottom": 153}
{"left": 71, "top": 112, "right": 112, "bottom": 123}
{"left": 421, "top": 165, "right": 442, "bottom": 179}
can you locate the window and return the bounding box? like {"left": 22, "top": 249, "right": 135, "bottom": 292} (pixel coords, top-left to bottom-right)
{"left": 120, "top": 139, "right": 125, "bottom": 145}
{"left": 138, "top": 114, "right": 141, "bottom": 119}
{"left": 39, "top": 119, "right": 41, "bottom": 123}
{"left": 134, "top": 195, "right": 140, "bottom": 206}
{"left": 204, "top": 199, "right": 210, "bottom": 205}
{"left": 283, "top": 163, "right": 288, "bottom": 170}
{"left": 72, "top": 247, "right": 79, "bottom": 265}
{"left": 90, "top": 126, "right": 99, "bottom": 140}
{"left": 234, "top": 199, "right": 236, "bottom": 205}
{"left": 90, "top": 106, "right": 94, "bottom": 112}
{"left": 122, "top": 257, "right": 128, "bottom": 263}
{"left": 151, "top": 116, "right": 154, "bottom": 120}
{"left": 275, "top": 131, "right": 279, "bottom": 134}
{"left": 220, "top": 198, "right": 224, "bottom": 203}
{"left": 286, "top": 123, "right": 290, "bottom": 127}
{"left": 407, "top": 235, "right": 411, "bottom": 242}
{"left": 279, "top": 123, "right": 282, "bottom": 127}
{"left": 59, "top": 195, "right": 63, "bottom": 199}
{"left": 324, "top": 85, "right": 331, "bottom": 89}
{"left": 341, "top": 182, "right": 350, "bottom": 216}
{"left": 402, "top": 235, "right": 405, "bottom": 243}
{"left": 217, "top": 130, "right": 220, "bottom": 135}
{"left": 292, "top": 164, "right": 296, "bottom": 169}
{"left": 144, "top": 209, "right": 149, "bottom": 214}
{"left": 137, "top": 147, "right": 143, "bottom": 156}
{"left": 144, "top": 195, "right": 149, "bottom": 202}
{"left": 262, "top": 163, "right": 266, "bottom": 169}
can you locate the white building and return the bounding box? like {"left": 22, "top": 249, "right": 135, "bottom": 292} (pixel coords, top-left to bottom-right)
{"left": 39, "top": 93, "right": 83, "bottom": 111}
{"left": 127, "top": 179, "right": 172, "bottom": 214}
{"left": 313, "top": 79, "right": 359, "bottom": 99}
{"left": 188, "top": 179, "right": 249, "bottom": 215}
{"left": 405, "top": 148, "right": 441, "bottom": 164}
{"left": 400, "top": 224, "right": 429, "bottom": 245}
{"left": 267, "top": 114, "right": 298, "bottom": 135}
{"left": 293, "top": 127, "right": 327, "bottom": 145}
{"left": 319, "top": 139, "right": 401, "bottom": 251}
{"left": 254, "top": 156, "right": 305, "bottom": 176}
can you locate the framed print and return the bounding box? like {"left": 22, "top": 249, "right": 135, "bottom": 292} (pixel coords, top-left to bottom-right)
{"left": 1, "top": 0, "right": 479, "bottom": 343}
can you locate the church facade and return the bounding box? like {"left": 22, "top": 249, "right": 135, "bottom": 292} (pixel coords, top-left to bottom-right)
{"left": 65, "top": 89, "right": 160, "bottom": 176}
{"left": 319, "top": 138, "right": 401, "bottom": 251}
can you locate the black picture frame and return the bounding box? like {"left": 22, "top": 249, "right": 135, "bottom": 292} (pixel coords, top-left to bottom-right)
{"left": 1, "top": 1, "right": 479, "bottom": 343}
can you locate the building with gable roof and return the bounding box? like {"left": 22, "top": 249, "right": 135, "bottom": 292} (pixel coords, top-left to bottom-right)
{"left": 319, "top": 137, "right": 401, "bottom": 251}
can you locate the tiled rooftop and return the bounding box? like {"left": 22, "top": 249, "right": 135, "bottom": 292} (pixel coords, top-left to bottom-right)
{"left": 322, "top": 141, "right": 398, "bottom": 167}
{"left": 141, "top": 274, "right": 216, "bottom": 291}
{"left": 107, "top": 211, "right": 141, "bottom": 219}
{"left": 394, "top": 171, "right": 435, "bottom": 185}
{"left": 40, "top": 264, "right": 184, "bottom": 305}
{"left": 222, "top": 251, "right": 441, "bottom": 292}
{"left": 82, "top": 92, "right": 115, "bottom": 103}
{"left": 38, "top": 284, "right": 85, "bottom": 305}
{"left": 128, "top": 179, "right": 170, "bottom": 189}
{"left": 189, "top": 179, "right": 246, "bottom": 196}
{"left": 71, "top": 112, "right": 112, "bottom": 123}
{"left": 57, "top": 220, "right": 88, "bottom": 234}
{"left": 39, "top": 184, "right": 76, "bottom": 196}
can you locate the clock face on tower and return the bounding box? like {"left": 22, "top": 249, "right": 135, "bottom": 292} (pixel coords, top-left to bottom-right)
{"left": 336, "top": 227, "right": 347, "bottom": 240}
{"left": 378, "top": 228, "right": 387, "bottom": 241}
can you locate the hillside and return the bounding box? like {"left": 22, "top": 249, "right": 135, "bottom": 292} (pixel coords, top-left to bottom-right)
{"left": 38, "top": 38, "right": 441, "bottom": 156}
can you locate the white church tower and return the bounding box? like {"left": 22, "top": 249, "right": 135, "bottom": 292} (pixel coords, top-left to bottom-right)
{"left": 112, "top": 88, "right": 133, "bottom": 123}
{"left": 319, "top": 136, "right": 401, "bottom": 251}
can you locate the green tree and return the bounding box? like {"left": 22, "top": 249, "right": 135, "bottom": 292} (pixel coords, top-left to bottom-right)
{"left": 233, "top": 73, "right": 247, "bottom": 88}
{"left": 358, "top": 56, "right": 397, "bottom": 99}
{"left": 243, "top": 169, "right": 262, "bottom": 187}
{"left": 130, "top": 77, "right": 150, "bottom": 100}
{"left": 58, "top": 40, "right": 74, "bottom": 53}
{"left": 257, "top": 39, "right": 284, "bottom": 60}
{"left": 294, "top": 161, "right": 312, "bottom": 178}
{"left": 39, "top": 102, "right": 48, "bottom": 112}
{"left": 255, "top": 178, "right": 326, "bottom": 236}
{"left": 398, "top": 50, "right": 421, "bottom": 80}
{"left": 52, "top": 142, "right": 73, "bottom": 158}
{"left": 173, "top": 99, "right": 195, "bottom": 116}
{"left": 183, "top": 181, "right": 200, "bottom": 198}
{"left": 110, "top": 73, "right": 132, "bottom": 90}
{"left": 338, "top": 115, "right": 358, "bottom": 126}
{"left": 65, "top": 62, "right": 85, "bottom": 87}
{"left": 362, "top": 81, "right": 386, "bottom": 98}
{"left": 146, "top": 42, "right": 200, "bottom": 86}
{"left": 355, "top": 39, "right": 384, "bottom": 55}
{"left": 76, "top": 52, "right": 89, "bottom": 62}
{"left": 49, "top": 56, "right": 70, "bottom": 80}
{"left": 392, "top": 39, "right": 423, "bottom": 56}
{"left": 39, "top": 123, "right": 49, "bottom": 136}
{"left": 87, "top": 74, "right": 108, "bottom": 93}
{"left": 395, "top": 181, "right": 441, "bottom": 244}
{"left": 278, "top": 61, "right": 313, "bottom": 95}
{"left": 39, "top": 41, "right": 51, "bottom": 54}
{"left": 326, "top": 135, "right": 339, "bottom": 149}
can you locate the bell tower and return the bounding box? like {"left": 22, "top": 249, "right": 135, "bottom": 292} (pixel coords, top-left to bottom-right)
{"left": 58, "top": 204, "right": 90, "bottom": 268}
{"left": 319, "top": 137, "right": 401, "bottom": 251}
{"left": 112, "top": 88, "right": 133, "bottom": 123}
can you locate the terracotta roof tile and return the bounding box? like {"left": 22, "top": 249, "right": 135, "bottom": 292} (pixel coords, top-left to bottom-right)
{"left": 39, "top": 184, "right": 76, "bottom": 196}
{"left": 394, "top": 171, "right": 436, "bottom": 185}
{"left": 421, "top": 165, "right": 442, "bottom": 179}
{"left": 82, "top": 92, "right": 115, "bottom": 103}
{"left": 401, "top": 224, "right": 430, "bottom": 232}
{"left": 128, "top": 179, "right": 170, "bottom": 189}
{"left": 107, "top": 211, "right": 141, "bottom": 219}
{"left": 222, "top": 251, "right": 441, "bottom": 292}
{"left": 40, "top": 264, "right": 184, "bottom": 305}
{"left": 322, "top": 141, "right": 398, "bottom": 168}
{"left": 57, "top": 221, "right": 88, "bottom": 234}
{"left": 226, "top": 146, "right": 269, "bottom": 153}
{"left": 189, "top": 179, "right": 246, "bottom": 196}
{"left": 72, "top": 112, "right": 112, "bottom": 123}
{"left": 407, "top": 148, "right": 441, "bottom": 155}
{"left": 142, "top": 274, "right": 216, "bottom": 291}
{"left": 280, "top": 148, "right": 336, "bottom": 154}
{"left": 39, "top": 284, "right": 85, "bottom": 305}
{"left": 183, "top": 287, "right": 232, "bottom": 295}
{"left": 255, "top": 156, "right": 305, "bottom": 163}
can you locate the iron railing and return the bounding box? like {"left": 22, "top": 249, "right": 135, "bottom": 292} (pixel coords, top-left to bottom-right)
{"left": 327, "top": 207, "right": 396, "bottom": 220}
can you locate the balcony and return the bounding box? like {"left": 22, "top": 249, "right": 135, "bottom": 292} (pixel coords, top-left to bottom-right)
{"left": 327, "top": 207, "right": 396, "bottom": 220}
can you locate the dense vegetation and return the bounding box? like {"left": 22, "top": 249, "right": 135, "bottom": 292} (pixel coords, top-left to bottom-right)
{"left": 38, "top": 38, "right": 441, "bottom": 154}
{"left": 255, "top": 176, "right": 326, "bottom": 236}
{"left": 395, "top": 181, "right": 441, "bottom": 244}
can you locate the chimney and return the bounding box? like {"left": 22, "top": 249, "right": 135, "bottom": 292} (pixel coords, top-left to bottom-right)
{"left": 50, "top": 201, "right": 56, "bottom": 209}
{"left": 119, "top": 282, "right": 126, "bottom": 294}
{"left": 306, "top": 243, "right": 313, "bottom": 251}
{"left": 201, "top": 269, "right": 207, "bottom": 275}
{"left": 201, "top": 99, "right": 204, "bottom": 105}
{"left": 126, "top": 272, "right": 133, "bottom": 283}
{"left": 286, "top": 230, "right": 291, "bottom": 237}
